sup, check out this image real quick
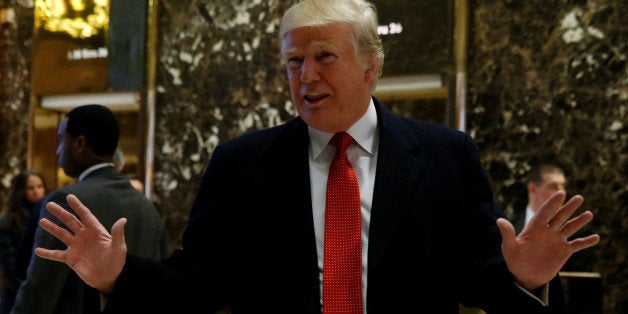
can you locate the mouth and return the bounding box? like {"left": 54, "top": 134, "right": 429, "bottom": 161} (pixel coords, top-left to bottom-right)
{"left": 303, "top": 92, "right": 329, "bottom": 103}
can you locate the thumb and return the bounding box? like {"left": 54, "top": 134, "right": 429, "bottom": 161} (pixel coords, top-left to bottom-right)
{"left": 111, "top": 218, "right": 127, "bottom": 250}
{"left": 496, "top": 218, "right": 516, "bottom": 250}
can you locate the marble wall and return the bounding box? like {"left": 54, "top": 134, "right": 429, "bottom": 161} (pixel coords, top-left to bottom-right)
{"left": 149, "top": 0, "right": 299, "bottom": 246}
{"left": 0, "top": 2, "right": 33, "bottom": 204}
{"left": 0, "top": 0, "right": 625, "bottom": 312}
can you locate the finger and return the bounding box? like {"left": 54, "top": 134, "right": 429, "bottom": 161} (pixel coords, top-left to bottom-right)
{"left": 496, "top": 218, "right": 516, "bottom": 249}
{"left": 110, "top": 218, "right": 127, "bottom": 249}
{"left": 39, "top": 218, "right": 75, "bottom": 245}
{"left": 46, "top": 201, "right": 84, "bottom": 233}
{"left": 568, "top": 234, "right": 600, "bottom": 252}
{"left": 66, "top": 194, "right": 101, "bottom": 229}
{"left": 548, "top": 195, "right": 584, "bottom": 231}
{"left": 558, "top": 211, "right": 593, "bottom": 237}
{"left": 34, "top": 247, "right": 67, "bottom": 263}
{"left": 530, "top": 191, "right": 566, "bottom": 226}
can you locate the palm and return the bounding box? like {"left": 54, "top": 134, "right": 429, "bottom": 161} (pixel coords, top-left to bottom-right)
{"left": 496, "top": 191, "right": 600, "bottom": 290}
{"left": 34, "top": 194, "right": 127, "bottom": 294}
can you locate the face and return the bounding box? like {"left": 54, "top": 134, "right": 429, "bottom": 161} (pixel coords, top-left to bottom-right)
{"left": 56, "top": 117, "right": 81, "bottom": 178}
{"left": 282, "top": 23, "right": 379, "bottom": 133}
{"left": 24, "top": 175, "right": 46, "bottom": 202}
{"left": 129, "top": 178, "right": 145, "bottom": 193}
{"left": 528, "top": 172, "right": 567, "bottom": 212}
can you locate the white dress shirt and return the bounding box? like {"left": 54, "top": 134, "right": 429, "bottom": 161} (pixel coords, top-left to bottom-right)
{"left": 308, "top": 99, "right": 378, "bottom": 312}
{"left": 524, "top": 205, "right": 535, "bottom": 227}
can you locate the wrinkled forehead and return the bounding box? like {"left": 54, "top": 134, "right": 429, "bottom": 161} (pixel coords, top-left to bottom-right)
{"left": 282, "top": 39, "right": 338, "bottom": 56}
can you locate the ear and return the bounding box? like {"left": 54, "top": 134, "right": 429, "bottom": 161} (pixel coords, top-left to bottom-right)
{"left": 526, "top": 182, "right": 536, "bottom": 195}
{"left": 74, "top": 135, "right": 88, "bottom": 154}
{"left": 364, "top": 56, "right": 380, "bottom": 82}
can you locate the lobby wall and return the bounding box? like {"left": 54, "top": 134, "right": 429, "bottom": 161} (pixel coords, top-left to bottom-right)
{"left": 0, "top": 0, "right": 625, "bottom": 311}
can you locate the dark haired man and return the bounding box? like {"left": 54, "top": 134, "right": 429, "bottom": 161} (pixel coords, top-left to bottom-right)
{"left": 11, "top": 104, "right": 168, "bottom": 314}
{"left": 510, "top": 163, "right": 595, "bottom": 272}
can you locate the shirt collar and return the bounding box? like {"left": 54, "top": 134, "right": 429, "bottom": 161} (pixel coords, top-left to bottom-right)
{"left": 524, "top": 205, "right": 535, "bottom": 226}
{"left": 78, "top": 163, "right": 115, "bottom": 182}
{"left": 308, "top": 98, "right": 378, "bottom": 159}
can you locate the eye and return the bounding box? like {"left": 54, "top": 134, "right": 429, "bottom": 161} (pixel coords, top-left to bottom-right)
{"left": 318, "top": 51, "right": 336, "bottom": 63}
{"left": 286, "top": 56, "right": 303, "bottom": 68}
{"left": 320, "top": 51, "right": 333, "bottom": 57}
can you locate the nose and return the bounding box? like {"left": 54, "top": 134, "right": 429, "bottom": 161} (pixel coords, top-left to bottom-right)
{"left": 300, "top": 59, "right": 320, "bottom": 83}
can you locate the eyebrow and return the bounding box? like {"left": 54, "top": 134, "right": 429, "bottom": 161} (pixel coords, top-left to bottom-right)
{"left": 282, "top": 46, "right": 298, "bottom": 56}
{"left": 282, "top": 40, "right": 335, "bottom": 56}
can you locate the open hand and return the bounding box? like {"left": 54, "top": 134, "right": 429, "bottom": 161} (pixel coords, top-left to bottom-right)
{"left": 35, "top": 194, "right": 127, "bottom": 294}
{"left": 496, "top": 191, "right": 600, "bottom": 290}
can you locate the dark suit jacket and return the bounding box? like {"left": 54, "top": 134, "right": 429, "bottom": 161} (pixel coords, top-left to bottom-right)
{"left": 106, "top": 99, "right": 564, "bottom": 313}
{"left": 13, "top": 198, "right": 45, "bottom": 284}
{"left": 0, "top": 198, "right": 46, "bottom": 314}
{"left": 12, "top": 166, "right": 169, "bottom": 314}
{"left": 0, "top": 199, "right": 44, "bottom": 314}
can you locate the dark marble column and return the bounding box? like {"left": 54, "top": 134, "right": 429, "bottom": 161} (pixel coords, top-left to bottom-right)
{"left": 0, "top": 2, "right": 34, "bottom": 208}
{"left": 151, "top": 0, "right": 298, "bottom": 247}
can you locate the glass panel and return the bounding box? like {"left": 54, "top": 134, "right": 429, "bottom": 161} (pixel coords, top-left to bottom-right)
{"left": 372, "top": 0, "right": 454, "bottom": 77}
{"left": 31, "top": 0, "right": 110, "bottom": 95}
{"left": 370, "top": 0, "right": 465, "bottom": 129}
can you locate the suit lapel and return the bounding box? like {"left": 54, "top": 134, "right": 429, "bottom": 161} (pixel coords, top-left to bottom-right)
{"left": 368, "top": 100, "right": 425, "bottom": 271}
{"left": 253, "top": 118, "right": 321, "bottom": 312}
{"left": 253, "top": 117, "right": 314, "bottom": 254}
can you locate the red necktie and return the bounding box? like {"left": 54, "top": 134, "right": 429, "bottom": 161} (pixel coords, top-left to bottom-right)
{"left": 323, "top": 132, "right": 363, "bottom": 314}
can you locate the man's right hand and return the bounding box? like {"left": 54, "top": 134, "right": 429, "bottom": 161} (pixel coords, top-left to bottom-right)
{"left": 35, "top": 194, "right": 127, "bottom": 295}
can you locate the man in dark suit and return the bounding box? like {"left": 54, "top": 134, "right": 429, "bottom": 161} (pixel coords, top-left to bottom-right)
{"left": 510, "top": 163, "right": 600, "bottom": 313}
{"left": 32, "top": 1, "right": 599, "bottom": 313}
{"left": 11, "top": 105, "right": 169, "bottom": 314}
{"left": 510, "top": 163, "right": 596, "bottom": 272}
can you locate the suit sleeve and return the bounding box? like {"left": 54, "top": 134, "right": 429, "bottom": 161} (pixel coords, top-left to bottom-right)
{"left": 455, "top": 133, "right": 565, "bottom": 314}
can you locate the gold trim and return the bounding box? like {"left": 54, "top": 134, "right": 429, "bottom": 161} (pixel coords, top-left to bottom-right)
{"left": 454, "top": 0, "right": 469, "bottom": 131}
{"left": 559, "top": 271, "right": 602, "bottom": 278}
{"left": 143, "top": 0, "right": 158, "bottom": 198}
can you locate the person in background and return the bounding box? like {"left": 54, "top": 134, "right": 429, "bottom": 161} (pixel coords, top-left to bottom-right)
{"left": 0, "top": 170, "right": 46, "bottom": 314}
{"left": 510, "top": 163, "right": 595, "bottom": 272}
{"left": 32, "top": 1, "right": 599, "bottom": 313}
{"left": 127, "top": 176, "right": 145, "bottom": 194}
{"left": 112, "top": 146, "right": 126, "bottom": 172}
{"left": 113, "top": 146, "right": 145, "bottom": 194}
{"left": 11, "top": 104, "right": 169, "bottom": 314}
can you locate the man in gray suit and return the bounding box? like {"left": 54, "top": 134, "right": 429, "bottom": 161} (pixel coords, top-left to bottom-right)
{"left": 11, "top": 104, "right": 168, "bottom": 314}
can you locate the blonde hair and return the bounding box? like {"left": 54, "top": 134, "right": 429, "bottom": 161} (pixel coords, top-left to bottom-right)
{"left": 279, "top": 0, "right": 385, "bottom": 78}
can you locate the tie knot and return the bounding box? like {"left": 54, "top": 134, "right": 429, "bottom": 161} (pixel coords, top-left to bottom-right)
{"left": 331, "top": 132, "right": 353, "bottom": 153}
